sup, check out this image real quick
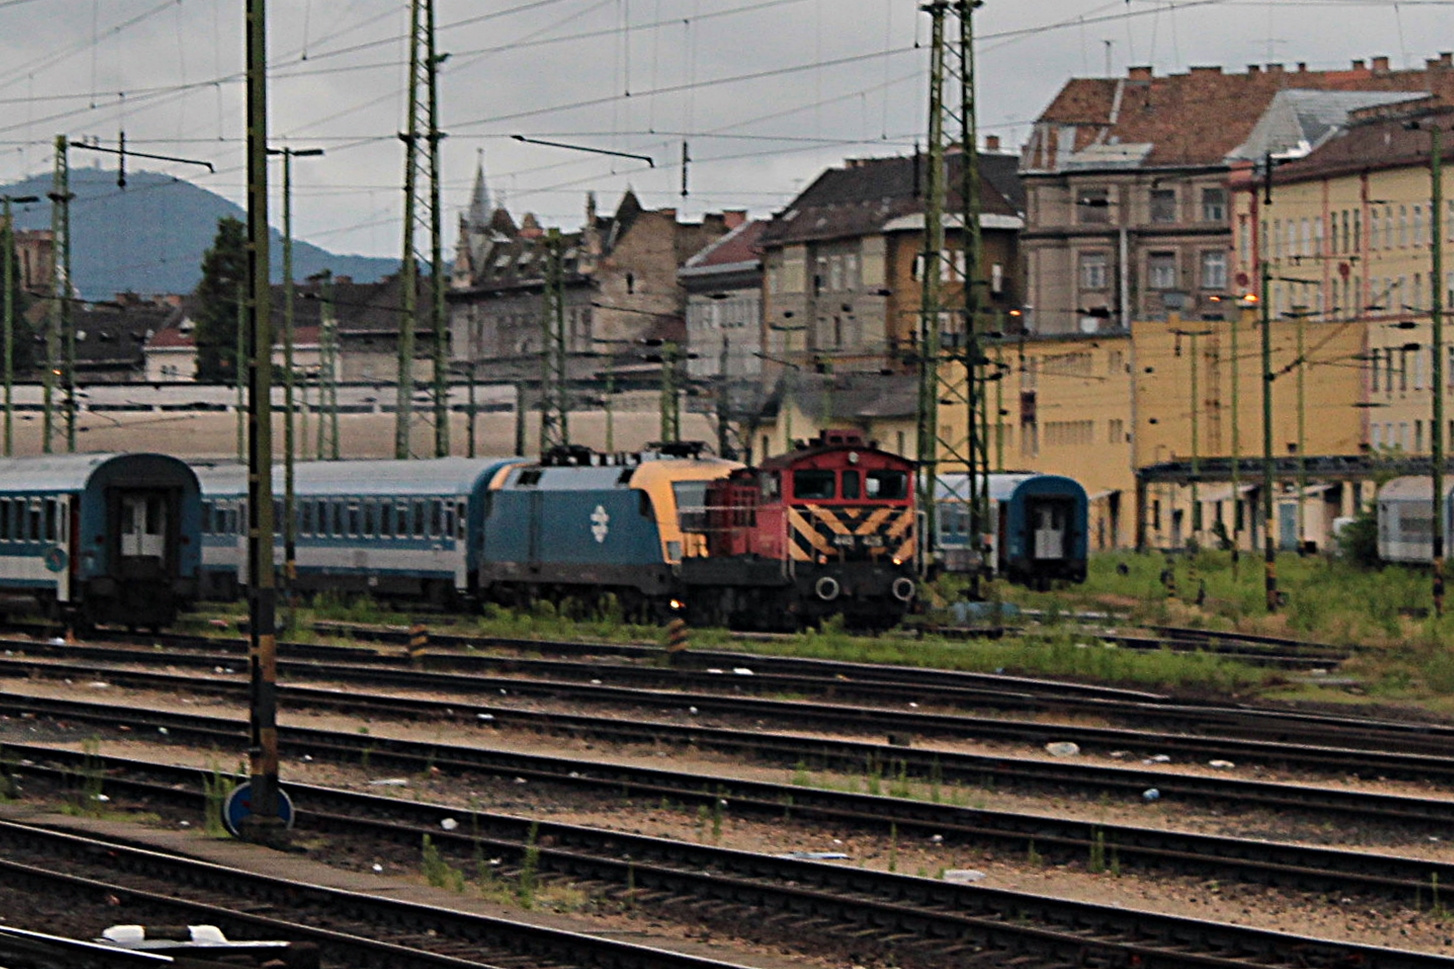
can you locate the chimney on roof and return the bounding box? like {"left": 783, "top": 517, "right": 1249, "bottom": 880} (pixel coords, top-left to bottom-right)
{"left": 1248, "top": 64, "right": 1261, "bottom": 74}
{"left": 723, "top": 209, "right": 747, "bottom": 230}
{"left": 984, "top": 134, "right": 1001, "bottom": 151}
{"left": 1372, "top": 55, "right": 1391, "bottom": 73}
{"left": 1128, "top": 65, "right": 1152, "bottom": 81}
{"left": 1352, "top": 59, "right": 1366, "bottom": 71}
{"left": 1266, "top": 63, "right": 1284, "bottom": 73}
{"left": 1296, "top": 62, "right": 1307, "bottom": 72}
{"left": 1188, "top": 65, "right": 1222, "bottom": 75}
{"left": 1444, "top": 52, "right": 1454, "bottom": 67}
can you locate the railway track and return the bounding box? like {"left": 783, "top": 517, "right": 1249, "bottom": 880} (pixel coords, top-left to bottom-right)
{"left": 4, "top": 683, "right": 1454, "bottom": 839}
{"left": 6, "top": 742, "right": 1454, "bottom": 968}
{"left": 2, "top": 639, "right": 1452, "bottom": 786}
{"left": 7, "top": 739, "right": 1454, "bottom": 911}
{"left": 0, "top": 820, "right": 760, "bottom": 969}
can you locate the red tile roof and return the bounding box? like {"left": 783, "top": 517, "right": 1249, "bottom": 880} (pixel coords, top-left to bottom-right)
{"left": 1026, "top": 58, "right": 1454, "bottom": 170}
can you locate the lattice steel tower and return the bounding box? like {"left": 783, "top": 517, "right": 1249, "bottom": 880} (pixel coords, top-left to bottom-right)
{"left": 396, "top": 0, "right": 448, "bottom": 458}
{"left": 915, "top": 0, "right": 988, "bottom": 588}
{"left": 538, "top": 228, "right": 569, "bottom": 454}
{"left": 45, "top": 135, "right": 75, "bottom": 454}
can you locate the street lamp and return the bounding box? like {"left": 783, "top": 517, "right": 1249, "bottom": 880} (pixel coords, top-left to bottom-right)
{"left": 267, "top": 145, "right": 325, "bottom": 602}
{"left": 0, "top": 194, "right": 37, "bottom": 456}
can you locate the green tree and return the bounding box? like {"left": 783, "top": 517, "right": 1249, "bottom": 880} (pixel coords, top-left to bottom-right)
{"left": 192, "top": 216, "right": 247, "bottom": 382}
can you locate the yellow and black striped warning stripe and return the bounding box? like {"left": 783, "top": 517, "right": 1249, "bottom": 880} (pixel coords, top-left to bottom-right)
{"left": 787, "top": 505, "right": 915, "bottom": 563}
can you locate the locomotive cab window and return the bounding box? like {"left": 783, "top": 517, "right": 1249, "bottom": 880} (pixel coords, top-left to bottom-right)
{"left": 760, "top": 472, "right": 780, "bottom": 500}
{"left": 793, "top": 469, "right": 836, "bottom": 500}
{"left": 672, "top": 481, "right": 710, "bottom": 532}
{"left": 841, "top": 470, "right": 861, "bottom": 500}
{"left": 866, "top": 470, "right": 908, "bottom": 500}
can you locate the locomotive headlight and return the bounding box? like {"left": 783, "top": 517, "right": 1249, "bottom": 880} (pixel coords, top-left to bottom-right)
{"left": 891, "top": 557, "right": 902, "bottom": 565}
{"left": 847, "top": 452, "right": 859, "bottom": 464}
{"left": 669, "top": 599, "right": 685, "bottom": 611}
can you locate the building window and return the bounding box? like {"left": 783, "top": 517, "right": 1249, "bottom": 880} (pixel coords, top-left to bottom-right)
{"left": 1077, "top": 187, "right": 1109, "bottom": 224}
{"left": 1415, "top": 205, "right": 1425, "bottom": 247}
{"left": 1150, "top": 188, "right": 1177, "bottom": 224}
{"left": 1200, "top": 250, "right": 1228, "bottom": 291}
{"left": 1080, "top": 252, "right": 1109, "bottom": 290}
{"left": 1399, "top": 205, "right": 1409, "bottom": 247}
{"left": 1108, "top": 418, "right": 1124, "bottom": 443}
{"left": 1201, "top": 187, "right": 1226, "bottom": 222}
{"left": 1147, "top": 251, "right": 1177, "bottom": 290}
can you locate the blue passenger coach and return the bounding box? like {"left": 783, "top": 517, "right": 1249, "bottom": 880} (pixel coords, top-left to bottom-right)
{"left": 0, "top": 453, "right": 201, "bottom": 628}
{"left": 194, "top": 457, "right": 521, "bottom": 603}
{"left": 935, "top": 472, "right": 1088, "bottom": 588}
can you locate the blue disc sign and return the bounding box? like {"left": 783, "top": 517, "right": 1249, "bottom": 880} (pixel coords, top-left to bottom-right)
{"left": 222, "top": 782, "right": 295, "bottom": 838}
{"left": 43, "top": 546, "right": 67, "bottom": 573}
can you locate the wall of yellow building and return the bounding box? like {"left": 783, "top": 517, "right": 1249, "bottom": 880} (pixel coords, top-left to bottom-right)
{"left": 1132, "top": 309, "right": 1365, "bottom": 551}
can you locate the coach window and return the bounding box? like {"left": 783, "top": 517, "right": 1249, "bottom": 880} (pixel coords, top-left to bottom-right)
{"left": 397, "top": 500, "right": 410, "bottom": 538}
{"left": 0, "top": 499, "right": 11, "bottom": 540}
{"left": 841, "top": 470, "right": 861, "bottom": 500}
{"left": 302, "top": 500, "right": 316, "bottom": 536}
{"left": 413, "top": 500, "right": 427, "bottom": 538}
{"left": 347, "top": 500, "right": 361, "bottom": 537}
{"left": 429, "top": 500, "right": 444, "bottom": 537}
{"left": 27, "top": 499, "right": 40, "bottom": 541}
{"left": 43, "top": 498, "right": 56, "bottom": 541}
{"left": 365, "top": 500, "right": 379, "bottom": 537}
{"left": 866, "top": 470, "right": 908, "bottom": 500}
{"left": 793, "top": 469, "right": 836, "bottom": 500}
{"left": 443, "top": 501, "right": 456, "bottom": 539}
{"left": 381, "top": 501, "right": 395, "bottom": 538}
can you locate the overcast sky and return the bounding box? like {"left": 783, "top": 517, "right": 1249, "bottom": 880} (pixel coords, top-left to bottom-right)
{"left": 0, "top": 0, "right": 1448, "bottom": 268}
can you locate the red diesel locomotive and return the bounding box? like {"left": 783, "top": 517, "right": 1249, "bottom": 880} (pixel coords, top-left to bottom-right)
{"left": 680, "top": 429, "right": 917, "bottom": 630}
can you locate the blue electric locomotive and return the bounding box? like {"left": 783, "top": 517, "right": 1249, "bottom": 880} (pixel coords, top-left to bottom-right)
{"left": 193, "top": 457, "right": 522, "bottom": 604}
{"left": 935, "top": 472, "right": 1088, "bottom": 588}
{"left": 0, "top": 453, "right": 201, "bottom": 629}
{"left": 479, "top": 445, "right": 740, "bottom": 616}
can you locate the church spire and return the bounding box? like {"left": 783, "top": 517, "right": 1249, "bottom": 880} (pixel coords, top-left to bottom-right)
{"left": 467, "top": 149, "right": 491, "bottom": 229}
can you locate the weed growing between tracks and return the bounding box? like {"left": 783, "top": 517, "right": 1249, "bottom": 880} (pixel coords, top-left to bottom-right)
{"left": 996, "top": 551, "right": 1454, "bottom": 711}
{"left": 61, "top": 737, "right": 105, "bottom": 817}
{"left": 0, "top": 744, "right": 19, "bottom": 800}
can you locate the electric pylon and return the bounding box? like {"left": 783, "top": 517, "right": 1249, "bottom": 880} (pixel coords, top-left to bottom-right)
{"left": 45, "top": 135, "right": 75, "bottom": 453}
{"left": 396, "top": 0, "right": 448, "bottom": 458}
{"left": 538, "top": 228, "right": 569, "bottom": 454}
{"left": 315, "top": 272, "right": 340, "bottom": 460}
{"left": 915, "top": 0, "right": 988, "bottom": 591}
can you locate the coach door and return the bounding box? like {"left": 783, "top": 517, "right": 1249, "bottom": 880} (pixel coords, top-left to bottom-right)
{"left": 119, "top": 491, "right": 169, "bottom": 577}
{"left": 1030, "top": 499, "right": 1069, "bottom": 562}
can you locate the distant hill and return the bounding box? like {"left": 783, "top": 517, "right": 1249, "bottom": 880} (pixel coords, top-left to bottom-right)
{"left": 1, "top": 167, "right": 400, "bottom": 301}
